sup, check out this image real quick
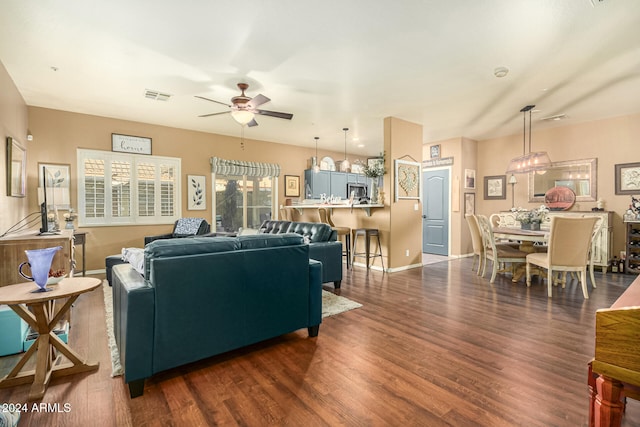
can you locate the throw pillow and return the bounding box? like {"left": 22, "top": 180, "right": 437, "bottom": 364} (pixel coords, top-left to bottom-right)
{"left": 121, "top": 247, "right": 145, "bottom": 277}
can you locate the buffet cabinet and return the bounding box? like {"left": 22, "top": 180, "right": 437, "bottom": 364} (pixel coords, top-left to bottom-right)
{"left": 0, "top": 230, "right": 74, "bottom": 287}
{"left": 493, "top": 211, "right": 613, "bottom": 272}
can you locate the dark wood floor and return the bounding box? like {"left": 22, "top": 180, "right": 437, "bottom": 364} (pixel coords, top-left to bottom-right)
{"left": 2, "top": 258, "right": 639, "bottom": 426}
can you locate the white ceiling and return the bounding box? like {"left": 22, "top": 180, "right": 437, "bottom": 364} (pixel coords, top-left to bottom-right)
{"left": 1, "top": 0, "right": 639, "bottom": 156}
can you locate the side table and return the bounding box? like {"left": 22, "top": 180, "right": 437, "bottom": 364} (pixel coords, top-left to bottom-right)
{"left": 0, "top": 277, "right": 101, "bottom": 400}
{"left": 73, "top": 231, "right": 87, "bottom": 277}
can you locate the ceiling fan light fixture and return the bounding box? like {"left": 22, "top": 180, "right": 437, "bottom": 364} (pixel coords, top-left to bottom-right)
{"left": 230, "top": 109, "right": 255, "bottom": 125}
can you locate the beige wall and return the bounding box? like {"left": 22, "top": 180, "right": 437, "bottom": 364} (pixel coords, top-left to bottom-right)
{"left": 385, "top": 117, "right": 423, "bottom": 270}
{"left": 0, "top": 61, "right": 29, "bottom": 233}
{"left": 24, "top": 107, "right": 349, "bottom": 272}
{"left": 476, "top": 113, "right": 640, "bottom": 258}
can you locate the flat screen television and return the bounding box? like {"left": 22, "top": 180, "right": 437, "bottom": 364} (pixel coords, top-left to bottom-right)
{"left": 38, "top": 165, "right": 58, "bottom": 235}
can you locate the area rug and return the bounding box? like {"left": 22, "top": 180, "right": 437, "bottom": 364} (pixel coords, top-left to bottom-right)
{"left": 102, "top": 282, "right": 362, "bottom": 377}
{"left": 102, "top": 281, "right": 124, "bottom": 377}
{"left": 321, "top": 290, "right": 362, "bottom": 317}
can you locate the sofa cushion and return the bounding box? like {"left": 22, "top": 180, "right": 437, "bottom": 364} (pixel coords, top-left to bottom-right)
{"left": 259, "top": 220, "right": 291, "bottom": 234}
{"left": 286, "top": 222, "right": 333, "bottom": 243}
{"left": 144, "top": 236, "right": 239, "bottom": 278}
{"left": 238, "top": 233, "right": 303, "bottom": 250}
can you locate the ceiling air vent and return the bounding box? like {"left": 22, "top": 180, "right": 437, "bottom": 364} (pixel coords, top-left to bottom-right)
{"left": 144, "top": 89, "right": 171, "bottom": 101}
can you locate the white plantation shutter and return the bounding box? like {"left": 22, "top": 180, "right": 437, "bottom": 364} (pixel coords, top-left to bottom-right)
{"left": 78, "top": 149, "right": 180, "bottom": 226}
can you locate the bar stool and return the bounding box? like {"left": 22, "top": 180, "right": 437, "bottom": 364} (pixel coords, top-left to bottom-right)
{"left": 352, "top": 228, "right": 384, "bottom": 270}
{"left": 319, "top": 208, "right": 351, "bottom": 268}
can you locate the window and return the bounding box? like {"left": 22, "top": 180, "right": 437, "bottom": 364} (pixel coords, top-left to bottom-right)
{"left": 77, "top": 149, "right": 180, "bottom": 226}
{"left": 210, "top": 157, "right": 280, "bottom": 232}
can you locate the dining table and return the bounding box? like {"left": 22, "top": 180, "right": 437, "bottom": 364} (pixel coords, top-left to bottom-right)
{"left": 492, "top": 227, "right": 549, "bottom": 282}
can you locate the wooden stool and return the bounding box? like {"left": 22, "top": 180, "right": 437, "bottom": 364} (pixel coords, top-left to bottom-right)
{"left": 352, "top": 228, "right": 384, "bottom": 269}
{"left": 319, "top": 208, "right": 351, "bottom": 268}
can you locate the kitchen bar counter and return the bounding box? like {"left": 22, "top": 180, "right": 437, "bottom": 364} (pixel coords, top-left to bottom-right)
{"left": 284, "top": 203, "right": 384, "bottom": 217}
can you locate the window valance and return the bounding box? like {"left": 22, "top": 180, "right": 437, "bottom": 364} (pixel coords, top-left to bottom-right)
{"left": 210, "top": 157, "right": 280, "bottom": 178}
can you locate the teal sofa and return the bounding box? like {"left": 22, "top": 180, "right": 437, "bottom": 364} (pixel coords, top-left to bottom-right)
{"left": 111, "top": 233, "right": 322, "bottom": 398}
{"left": 259, "top": 220, "right": 343, "bottom": 288}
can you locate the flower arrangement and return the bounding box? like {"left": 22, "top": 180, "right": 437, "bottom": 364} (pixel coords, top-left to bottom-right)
{"left": 511, "top": 205, "right": 549, "bottom": 225}
{"left": 63, "top": 208, "right": 77, "bottom": 223}
{"left": 363, "top": 153, "right": 386, "bottom": 179}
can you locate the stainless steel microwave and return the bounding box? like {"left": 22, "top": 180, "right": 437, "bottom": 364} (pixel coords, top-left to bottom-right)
{"left": 347, "top": 182, "right": 367, "bottom": 199}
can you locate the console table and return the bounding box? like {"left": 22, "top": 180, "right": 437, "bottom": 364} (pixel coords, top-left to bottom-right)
{"left": 0, "top": 277, "right": 101, "bottom": 400}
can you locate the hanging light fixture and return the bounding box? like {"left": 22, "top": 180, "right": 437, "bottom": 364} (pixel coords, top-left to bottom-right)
{"left": 313, "top": 136, "right": 320, "bottom": 173}
{"left": 505, "top": 105, "right": 552, "bottom": 174}
{"left": 340, "top": 127, "right": 351, "bottom": 172}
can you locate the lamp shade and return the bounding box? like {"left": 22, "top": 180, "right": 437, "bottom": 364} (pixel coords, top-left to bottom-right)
{"left": 230, "top": 110, "right": 255, "bottom": 125}
{"left": 506, "top": 151, "right": 552, "bottom": 174}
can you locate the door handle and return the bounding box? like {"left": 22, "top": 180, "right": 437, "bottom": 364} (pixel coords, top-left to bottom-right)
{"left": 422, "top": 215, "right": 427, "bottom": 219}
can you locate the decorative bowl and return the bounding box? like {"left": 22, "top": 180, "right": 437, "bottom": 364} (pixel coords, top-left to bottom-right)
{"left": 46, "top": 274, "right": 67, "bottom": 285}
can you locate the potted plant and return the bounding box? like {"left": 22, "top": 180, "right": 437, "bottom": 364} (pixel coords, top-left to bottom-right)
{"left": 363, "top": 153, "right": 386, "bottom": 204}
{"left": 512, "top": 205, "right": 549, "bottom": 231}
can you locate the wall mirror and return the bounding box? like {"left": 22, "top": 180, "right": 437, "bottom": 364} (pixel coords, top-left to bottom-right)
{"left": 528, "top": 158, "right": 597, "bottom": 203}
{"left": 6, "top": 137, "right": 26, "bottom": 197}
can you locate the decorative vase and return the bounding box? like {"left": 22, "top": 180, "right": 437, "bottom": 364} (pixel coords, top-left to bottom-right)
{"left": 521, "top": 223, "right": 531, "bottom": 230}
{"left": 18, "top": 246, "right": 62, "bottom": 292}
{"left": 370, "top": 179, "right": 379, "bottom": 204}
{"left": 531, "top": 222, "right": 540, "bottom": 231}
{"left": 65, "top": 221, "right": 74, "bottom": 230}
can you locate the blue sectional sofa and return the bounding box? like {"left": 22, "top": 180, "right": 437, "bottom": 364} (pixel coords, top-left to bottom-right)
{"left": 111, "top": 233, "right": 322, "bottom": 398}
{"left": 259, "top": 220, "right": 343, "bottom": 288}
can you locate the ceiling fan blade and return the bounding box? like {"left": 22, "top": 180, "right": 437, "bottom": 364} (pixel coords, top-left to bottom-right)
{"left": 247, "top": 118, "right": 259, "bottom": 127}
{"left": 246, "top": 94, "right": 270, "bottom": 109}
{"left": 194, "top": 95, "right": 231, "bottom": 108}
{"left": 255, "top": 109, "right": 293, "bottom": 120}
{"left": 198, "top": 111, "right": 230, "bottom": 118}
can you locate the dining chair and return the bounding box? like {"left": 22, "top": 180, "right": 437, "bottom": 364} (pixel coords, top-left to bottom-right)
{"left": 476, "top": 215, "right": 529, "bottom": 283}
{"left": 465, "top": 214, "right": 484, "bottom": 275}
{"left": 525, "top": 216, "right": 598, "bottom": 298}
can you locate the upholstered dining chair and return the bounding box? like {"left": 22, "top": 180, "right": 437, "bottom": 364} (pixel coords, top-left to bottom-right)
{"left": 476, "top": 215, "right": 529, "bottom": 283}
{"left": 465, "top": 215, "right": 484, "bottom": 275}
{"left": 525, "top": 216, "right": 598, "bottom": 299}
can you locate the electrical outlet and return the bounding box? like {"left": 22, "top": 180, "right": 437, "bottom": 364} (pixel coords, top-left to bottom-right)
{"left": 405, "top": 249, "right": 409, "bottom": 256}
{"left": 414, "top": 203, "right": 419, "bottom": 211}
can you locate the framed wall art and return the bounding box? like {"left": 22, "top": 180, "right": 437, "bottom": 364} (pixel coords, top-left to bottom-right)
{"left": 429, "top": 144, "right": 441, "bottom": 159}
{"left": 394, "top": 159, "right": 421, "bottom": 201}
{"left": 187, "top": 175, "right": 206, "bottom": 210}
{"left": 464, "top": 193, "right": 475, "bottom": 216}
{"left": 484, "top": 175, "right": 506, "bottom": 200}
{"left": 615, "top": 162, "right": 640, "bottom": 195}
{"left": 38, "top": 163, "right": 71, "bottom": 209}
{"left": 6, "top": 137, "right": 26, "bottom": 197}
{"left": 112, "top": 133, "right": 152, "bottom": 155}
{"left": 464, "top": 169, "right": 476, "bottom": 190}
{"left": 285, "top": 175, "right": 300, "bottom": 197}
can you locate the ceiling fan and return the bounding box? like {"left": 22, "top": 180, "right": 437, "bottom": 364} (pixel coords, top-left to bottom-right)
{"left": 195, "top": 83, "right": 293, "bottom": 127}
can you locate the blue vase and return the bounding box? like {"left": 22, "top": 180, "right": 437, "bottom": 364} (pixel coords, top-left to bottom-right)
{"left": 18, "top": 246, "right": 62, "bottom": 292}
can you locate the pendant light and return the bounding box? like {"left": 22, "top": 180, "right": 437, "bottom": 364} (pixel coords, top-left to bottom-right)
{"left": 340, "top": 127, "right": 351, "bottom": 172}
{"left": 313, "top": 136, "right": 320, "bottom": 173}
{"left": 505, "top": 105, "right": 552, "bottom": 174}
